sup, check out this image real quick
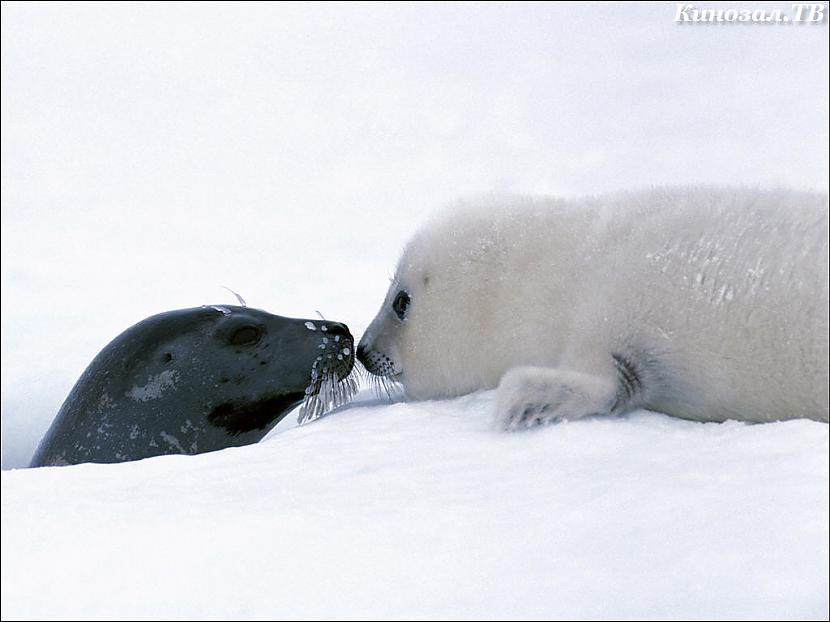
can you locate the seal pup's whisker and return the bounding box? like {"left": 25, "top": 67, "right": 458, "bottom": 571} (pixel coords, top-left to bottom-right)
{"left": 368, "top": 372, "right": 402, "bottom": 403}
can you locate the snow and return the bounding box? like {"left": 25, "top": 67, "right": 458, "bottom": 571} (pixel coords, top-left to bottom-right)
{"left": 2, "top": 391, "right": 828, "bottom": 619}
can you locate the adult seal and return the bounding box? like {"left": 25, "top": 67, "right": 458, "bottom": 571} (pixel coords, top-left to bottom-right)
{"left": 357, "top": 187, "right": 829, "bottom": 428}
{"left": 30, "top": 305, "right": 356, "bottom": 466}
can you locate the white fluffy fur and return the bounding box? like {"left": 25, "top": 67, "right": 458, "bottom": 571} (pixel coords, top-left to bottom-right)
{"left": 358, "top": 187, "right": 829, "bottom": 427}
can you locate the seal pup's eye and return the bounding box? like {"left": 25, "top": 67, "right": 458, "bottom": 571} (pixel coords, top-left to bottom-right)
{"left": 229, "top": 325, "right": 261, "bottom": 346}
{"left": 392, "top": 290, "right": 411, "bottom": 320}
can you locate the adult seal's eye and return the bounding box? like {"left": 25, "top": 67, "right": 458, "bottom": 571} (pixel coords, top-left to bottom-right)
{"left": 229, "top": 325, "right": 261, "bottom": 346}
{"left": 392, "top": 290, "right": 411, "bottom": 320}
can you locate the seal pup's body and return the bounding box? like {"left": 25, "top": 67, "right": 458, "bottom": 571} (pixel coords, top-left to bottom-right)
{"left": 358, "top": 187, "right": 828, "bottom": 428}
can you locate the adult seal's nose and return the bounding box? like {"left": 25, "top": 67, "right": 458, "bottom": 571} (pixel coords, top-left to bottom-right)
{"left": 324, "top": 322, "right": 351, "bottom": 339}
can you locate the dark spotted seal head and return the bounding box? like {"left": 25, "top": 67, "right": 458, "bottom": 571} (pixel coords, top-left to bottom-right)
{"left": 30, "top": 305, "right": 356, "bottom": 467}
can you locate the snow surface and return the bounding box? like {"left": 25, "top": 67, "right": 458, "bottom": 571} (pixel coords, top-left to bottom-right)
{"left": 2, "top": 391, "right": 828, "bottom": 620}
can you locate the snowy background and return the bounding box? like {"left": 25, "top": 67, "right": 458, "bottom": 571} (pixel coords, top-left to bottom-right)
{"left": 1, "top": 2, "right": 828, "bottom": 619}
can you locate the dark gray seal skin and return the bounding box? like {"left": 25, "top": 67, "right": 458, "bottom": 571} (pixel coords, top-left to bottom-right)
{"left": 29, "top": 305, "right": 355, "bottom": 467}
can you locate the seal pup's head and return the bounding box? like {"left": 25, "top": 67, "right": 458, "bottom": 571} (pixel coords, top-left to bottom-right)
{"left": 358, "top": 201, "right": 559, "bottom": 400}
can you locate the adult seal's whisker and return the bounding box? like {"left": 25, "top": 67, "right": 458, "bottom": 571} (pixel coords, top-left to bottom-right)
{"left": 221, "top": 286, "right": 247, "bottom": 307}
{"left": 298, "top": 369, "right": 359, "bottom": 425}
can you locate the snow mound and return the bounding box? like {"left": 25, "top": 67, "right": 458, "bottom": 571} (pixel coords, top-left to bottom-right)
{"left": 2, "top": 391, "right": 828, "bottom": 620}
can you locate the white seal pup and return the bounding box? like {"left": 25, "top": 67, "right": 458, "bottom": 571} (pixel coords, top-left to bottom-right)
{"left": 357, "top": 187, "right": 829, "bottom": 428}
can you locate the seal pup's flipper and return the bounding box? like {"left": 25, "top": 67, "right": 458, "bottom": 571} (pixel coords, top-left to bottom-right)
{"left": 494, "top": 364, "right": 636, "bottom": 431}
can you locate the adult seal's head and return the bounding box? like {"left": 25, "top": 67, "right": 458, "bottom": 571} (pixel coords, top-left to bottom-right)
{"left": 30, "top": 305, "right": 356, "bottom": 467}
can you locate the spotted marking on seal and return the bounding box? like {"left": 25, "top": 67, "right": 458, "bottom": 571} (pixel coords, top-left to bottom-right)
{"left": 127, "top": 370, "right": 180, "bottom": 402}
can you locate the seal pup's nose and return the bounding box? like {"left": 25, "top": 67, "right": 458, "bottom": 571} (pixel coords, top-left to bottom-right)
{"left": 356, "top": 343, "right": 367, "bottom": 364}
